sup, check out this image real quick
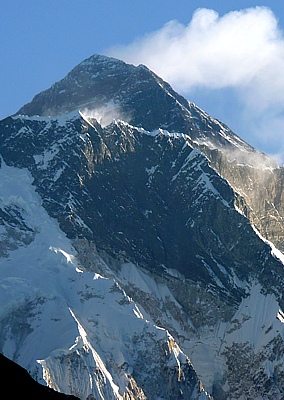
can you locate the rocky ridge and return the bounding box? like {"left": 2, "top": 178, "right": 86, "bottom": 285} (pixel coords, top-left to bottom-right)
{"left": 18, "top": 54, "right": 284, "bottom": 253}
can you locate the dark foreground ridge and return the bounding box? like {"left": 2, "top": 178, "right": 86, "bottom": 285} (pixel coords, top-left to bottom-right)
{"left": 0, "top": 353, "right": 79, "bottom": 399}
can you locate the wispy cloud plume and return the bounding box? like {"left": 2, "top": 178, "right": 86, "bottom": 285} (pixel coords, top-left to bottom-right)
{"left": 108, "top": 7, "right": 284, "bottom": 163}
{"left": 81, "top": 100, "right": 131, "bottom": 127}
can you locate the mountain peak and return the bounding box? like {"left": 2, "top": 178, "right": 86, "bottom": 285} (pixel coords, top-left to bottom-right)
{"left": 17, "top": 54, "right": 193, "bottom": 132}
{"left": 78, "top": 53, "right": 148, "bottom": 71}
{"left": 17, "top": 54, "right": 151, "bottom": 118}
{"left": 16, "top": 53, "right": 275, "bottom": 172}
{"left": 80, "top": 53, "right": 126, "bottom": 65}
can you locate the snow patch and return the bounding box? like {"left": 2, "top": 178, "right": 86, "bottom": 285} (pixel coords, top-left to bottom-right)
{"left": 49, "top": 246, "right": 77, "bottom": 265}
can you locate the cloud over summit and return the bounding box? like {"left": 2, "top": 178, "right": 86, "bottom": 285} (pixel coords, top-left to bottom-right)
{"left": 109, "top": 7, "right": 281, "bottom": 91}
{"left": 109, "top": 6, "right": 284, "bottom": 163}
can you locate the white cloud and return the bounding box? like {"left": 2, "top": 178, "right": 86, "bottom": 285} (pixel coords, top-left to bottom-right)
{"left": 108, "top": 7, "right": 284, "bottom": 163}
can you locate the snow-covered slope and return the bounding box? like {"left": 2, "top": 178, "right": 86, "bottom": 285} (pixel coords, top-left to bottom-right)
{"left": 0, "top": 160, "right": 210, "bottom": 399}
{"left": 115, "top": 261, "right": 284, "bottom": 398}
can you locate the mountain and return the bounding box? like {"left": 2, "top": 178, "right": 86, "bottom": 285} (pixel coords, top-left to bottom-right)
{"left": 0, "top": 54, "right": 284, "bottom": 399}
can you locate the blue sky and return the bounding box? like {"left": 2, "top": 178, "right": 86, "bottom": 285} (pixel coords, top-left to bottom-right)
{"left": 1, "top": 1, "right": 284, "bottom": 162}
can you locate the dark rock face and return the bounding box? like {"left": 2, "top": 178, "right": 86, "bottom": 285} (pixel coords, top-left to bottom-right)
{"left": 0, "top": 353, "right": 79, "bottom": 399}
{"left": 17, "top": 54, "right": 282, "bottom": 247}
{"left": 17, "top": 54, "right": 190, "bottom": 133}
{"left": 204, "top": 147, "right": 284, "bottom": 252}
{"left": 1, "top": 113, "right": 283, "bottom": 309}
{"left": 16, "top": 54, "right": 260, "bottom": 149}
